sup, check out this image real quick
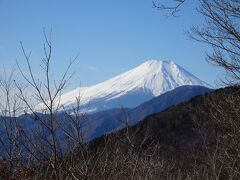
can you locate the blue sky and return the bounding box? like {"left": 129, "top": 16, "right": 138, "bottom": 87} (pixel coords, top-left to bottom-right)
{"left": 0, "top": 0, "right": 224, "bottom": 89}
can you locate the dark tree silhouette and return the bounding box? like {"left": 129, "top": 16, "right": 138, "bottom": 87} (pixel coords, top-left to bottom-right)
{"left": 155, "top": 0, "right": 240, "bottom": 85}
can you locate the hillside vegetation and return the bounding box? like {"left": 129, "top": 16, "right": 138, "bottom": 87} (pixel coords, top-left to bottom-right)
{"left": 21, "top": 86, "right": 239, "bottom": 179}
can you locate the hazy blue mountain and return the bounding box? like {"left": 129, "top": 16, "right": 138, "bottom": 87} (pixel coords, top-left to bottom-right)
{"left": 83, "top": 85, "right": 212, "bottom": 140}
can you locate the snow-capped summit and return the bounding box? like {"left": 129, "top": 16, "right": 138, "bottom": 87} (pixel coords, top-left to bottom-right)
{"left": 59, "top": 60, "right": 208, "bottom": 113}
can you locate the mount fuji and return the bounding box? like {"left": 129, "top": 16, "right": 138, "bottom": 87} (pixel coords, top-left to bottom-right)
{"left": 59, "top": 60, "right": 209, "bottom": 113}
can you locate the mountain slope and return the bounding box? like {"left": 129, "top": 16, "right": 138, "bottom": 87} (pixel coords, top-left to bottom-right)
{"left": 85, "top": 87, "right": 240, "bottom": 180}
{"left": 83, "top": 85, "right": 212, "bottom": 140}
{"left": 60, "top": 60, "right": 209, "bottom": 113}
{"left": 127, "top": 85, "right": 212, "bottom": 125}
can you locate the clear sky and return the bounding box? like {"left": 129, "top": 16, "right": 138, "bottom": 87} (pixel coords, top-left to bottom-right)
{"left": 0, "top": 0, "right": 224, "bottom": 89}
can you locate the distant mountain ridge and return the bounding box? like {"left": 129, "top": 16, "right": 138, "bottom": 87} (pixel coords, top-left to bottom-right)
{"left": 59, "top": 60, "right": 209, "bottom": 113}
{"left": 82, "top": 85, "right": 212, "bottom": 140}
{"left": 0, "top": 86, "right": 212, "bottom": 149}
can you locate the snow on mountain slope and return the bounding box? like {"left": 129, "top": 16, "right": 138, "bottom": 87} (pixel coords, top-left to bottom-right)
{"left": 59, "top": 60, "right": 209, "bottom": 113}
